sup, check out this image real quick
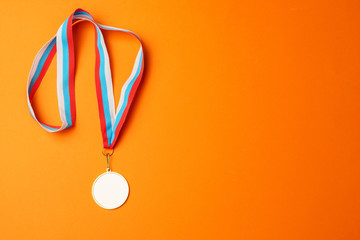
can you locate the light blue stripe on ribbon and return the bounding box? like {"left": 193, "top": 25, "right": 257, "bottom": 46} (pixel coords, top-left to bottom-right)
{"left": 110, "top": 51, "right": 143, "bottom": 144}
{"left": 61, "top": 18, "right": 72, "bottom": 127}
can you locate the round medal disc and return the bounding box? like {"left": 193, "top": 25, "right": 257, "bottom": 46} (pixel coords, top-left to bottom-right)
{"left": 92, "top": 171, "right": 129, "bottom": 209}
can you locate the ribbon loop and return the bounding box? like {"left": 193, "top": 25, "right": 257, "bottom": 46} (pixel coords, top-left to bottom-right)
{"left": 27, "top": 8, "right": 144, "bottom": 149}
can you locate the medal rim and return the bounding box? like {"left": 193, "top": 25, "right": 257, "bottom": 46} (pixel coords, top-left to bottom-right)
{"left": 92, "top": 171, "right": 129, "bottom": 210}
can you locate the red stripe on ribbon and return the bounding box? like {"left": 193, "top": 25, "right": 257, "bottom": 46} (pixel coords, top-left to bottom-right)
{"left": 109, "top": 59, "right": 144, "bottom": 149}
{"left": 93, "top": 26, "right": 110, "bottom": 148}
{"left": 42, "top": 123, "right": 61, "bottom": 130}
{"left": 29, "top": 44, "right": 57, "bottom": 101}
{"left": 67, "top": 13, "right": 76, "bottom": 123}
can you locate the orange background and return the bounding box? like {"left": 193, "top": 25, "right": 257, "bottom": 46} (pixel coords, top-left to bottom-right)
{"left": 0, "top": 0, "right": 360, "bottom": 239}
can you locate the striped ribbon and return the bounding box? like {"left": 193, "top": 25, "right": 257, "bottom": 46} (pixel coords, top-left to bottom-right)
{"left": 26, "top": 8, "right": 144, "bottom": 149}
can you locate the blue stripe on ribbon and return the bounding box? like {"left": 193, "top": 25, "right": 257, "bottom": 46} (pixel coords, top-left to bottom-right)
{"left": 96, "top": 27, "right": 113, "bottom": 145}
{"left": 28, "top": 38, "right": 56, "bottom": 94}
{"left": 40, "top": 123, "right": 60, "bottom": 132}
{"left": 61, "top": 18, "right": 72, "bottom": 127}
{"left": 110, "top": 51, "right": 143, "bottom": 144}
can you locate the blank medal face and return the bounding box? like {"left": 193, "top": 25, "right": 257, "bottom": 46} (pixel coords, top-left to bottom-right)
{"left": 92, "top": 172, "right": 129, "bottom": 209}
